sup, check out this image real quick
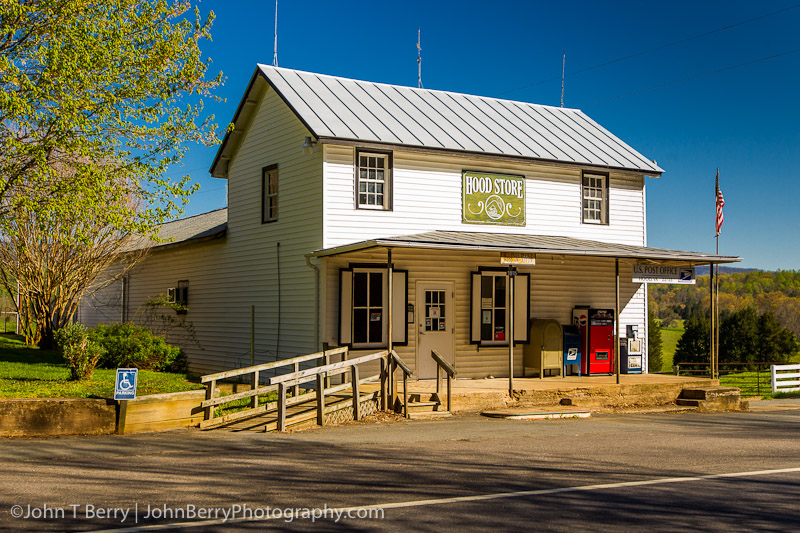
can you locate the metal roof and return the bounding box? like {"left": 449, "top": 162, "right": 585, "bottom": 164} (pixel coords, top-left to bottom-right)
{"left": 211, "top": 66, "right": 664, "bottom": 177}
{"left": 123, "top": 208, "right": 227, "bottom": 252}
{"left": 310, "top": 231, "right": 741, "bottom": 264}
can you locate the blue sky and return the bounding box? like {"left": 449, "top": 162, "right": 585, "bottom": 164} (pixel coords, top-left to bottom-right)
{"left": 173, "top": 0, "right": 800, "bottom": 270}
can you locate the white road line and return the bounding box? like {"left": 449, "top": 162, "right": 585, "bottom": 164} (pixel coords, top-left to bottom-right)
{"left": 89, "top": 466, "right": 800, "bottom": 532}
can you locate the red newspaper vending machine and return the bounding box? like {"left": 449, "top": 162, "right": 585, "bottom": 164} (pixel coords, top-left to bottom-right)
{"left": 587, "top": 308, "right": 615, "bottom": 374}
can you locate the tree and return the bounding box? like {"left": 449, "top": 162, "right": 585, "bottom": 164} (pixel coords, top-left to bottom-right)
{"left": 647, "top": 307, "right": 663, "bottom": 372}
{"left": 0, "top": 0, "right": 221, "bottom": 229}
{"left": 673, "top": 309, "right": 710, "bottom": 366}
{"left": 0, "top": 0, "right": 222, "bottom": 347}
{"left": 719, "top": 307, "right": 759, "bottom": 365}
{"left": 0, "top": 166, "right": 147, "bottom": 347}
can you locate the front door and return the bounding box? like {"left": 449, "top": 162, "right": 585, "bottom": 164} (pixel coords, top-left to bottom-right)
{"left": 416, "top": 282, "right": 455, "bottom": 379}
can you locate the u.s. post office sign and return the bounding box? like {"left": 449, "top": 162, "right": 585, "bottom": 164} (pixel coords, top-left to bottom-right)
{"left": 632, "top": 264, "right": 696, "bottom": 284}
{"left": 462, "top": 171, "right": 525, "bottom": 226}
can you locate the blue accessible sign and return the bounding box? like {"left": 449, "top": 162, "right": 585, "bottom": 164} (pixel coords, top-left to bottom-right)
{"left": 114, "top": 368, "right": 138, "bottom": 400}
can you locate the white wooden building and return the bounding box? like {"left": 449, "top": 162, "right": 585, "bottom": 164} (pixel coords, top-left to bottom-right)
{"left": 79, "top": 65, "right": 739, "bottom": 378}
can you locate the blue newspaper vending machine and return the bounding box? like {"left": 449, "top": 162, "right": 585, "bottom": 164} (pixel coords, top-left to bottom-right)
{"left": 562, "top": 325, "right": 582, "bottom": 377}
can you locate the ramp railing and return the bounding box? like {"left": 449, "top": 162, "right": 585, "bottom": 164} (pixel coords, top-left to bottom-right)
{"left": 199, "top": 346, "right": 348, "bottom": 429}
{"left": 270, "top": 350, "right": 413, "bottom": 431}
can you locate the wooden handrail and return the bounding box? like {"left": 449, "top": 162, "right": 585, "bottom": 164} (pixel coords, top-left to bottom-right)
{"left": 390, "top": 350, "right": 412, "bottom": 376}
{"left": 431, "top": 350, "right": 456, "bottom": 413}
{"left": 431, "top": 350, "right": 457, "bottom": 378}
{"left": 269, "top": 350, "right": 388, "bottom": 385}
{"left": 201, "top": 346, "right": 348, "bottom": 383}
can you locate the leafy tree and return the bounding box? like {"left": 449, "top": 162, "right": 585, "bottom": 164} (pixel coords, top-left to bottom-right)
{"left": 647, "top": 307, "right": 663, "bottom": 372}
{"left": 0, "top": 0, "right": 222, "bottom": 347}
{"left": 673, "top": 309, "right": 710, "bottom": 366}
{"left": 0, "top": 0, "right": 221, "bottom": 226}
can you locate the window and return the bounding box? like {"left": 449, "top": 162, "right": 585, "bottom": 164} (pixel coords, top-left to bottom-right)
{"left": 168, "top": 280, "right": 189, "bottom": 314}
{"left": 481, "top": 274, "right": 506, "bottom": 342}
{"left": 582, "top": 172, "right": 608, "bottom": 224}
{"left": 262, "top": 164, "right": 278, "bottom": 223}
{"left": 356, "top": 149, "right": 391, "bottom": 210}
{"left": 339, "top": 267, "right": 408, "bottom": 348}
{"left": 470, "top": 270, "right": 530, "bottom": 346}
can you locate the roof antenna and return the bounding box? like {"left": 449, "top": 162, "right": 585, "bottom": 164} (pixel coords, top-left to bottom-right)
{"left": 272, "top": 0, "right": 278, "bottom": 67}
{"left": 417, "top": 26, "right": 423, "bottom": 88}
{"left": 560, "top": 49, "right": 566, "bottom": 107}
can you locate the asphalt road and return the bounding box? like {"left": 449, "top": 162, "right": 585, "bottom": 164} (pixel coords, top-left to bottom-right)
{"left": 1, "top": 408, "right": 799, "bottom": 532}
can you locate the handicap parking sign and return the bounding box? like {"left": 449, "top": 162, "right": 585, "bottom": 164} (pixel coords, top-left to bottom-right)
{"left": 114, "top": 368, "right": 138, "bottom": 400}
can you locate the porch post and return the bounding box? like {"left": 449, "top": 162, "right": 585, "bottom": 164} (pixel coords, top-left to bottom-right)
{"left": 508, "top": 266, "right": 516, "bottom": 396}
{"left": 387, "top": 248, "right": 393, "bottom": 355}
{"left": 615, "top": 258, "right": 620, "bottom": 385}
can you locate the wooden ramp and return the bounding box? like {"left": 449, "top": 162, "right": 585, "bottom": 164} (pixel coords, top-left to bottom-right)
{"left": 198, "top": 348, "right": 423, "bottom": 433}
{"left": 215, "top": 390, "right": 381, "bottom": 433}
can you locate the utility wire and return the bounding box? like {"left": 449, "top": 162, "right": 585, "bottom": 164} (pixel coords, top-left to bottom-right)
{"left": 499, "top": 3, "right": 800, "bottom": 96}
{"left": 584, "top": 45, "right": 800, "bottom": 106}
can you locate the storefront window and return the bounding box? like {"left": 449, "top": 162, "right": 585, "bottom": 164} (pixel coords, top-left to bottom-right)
{"left": 481, "top": 274, "right": 507, "bottom": 342}
{"left": 352, "top": 272, "right": 383, "bottom": 344}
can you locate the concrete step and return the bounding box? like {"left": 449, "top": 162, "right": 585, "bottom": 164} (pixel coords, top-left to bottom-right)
{"left": 409, "top": 411, "right": 452, "bottom": 419}
{"left": 482, "top": 408, "right": 591, "bottom": 420}
{"left": 679, "top": 387, "right": 740, "bottom": 401}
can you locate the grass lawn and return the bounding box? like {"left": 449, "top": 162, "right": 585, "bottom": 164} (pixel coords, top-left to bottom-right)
{"left": 0, "top": 333, "right": 202, "bottom": 399}
{"left": 660, "top": 320, "right": 685, "bottom": 372}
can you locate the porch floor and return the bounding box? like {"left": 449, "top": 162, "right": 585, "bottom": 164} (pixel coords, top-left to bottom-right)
{"left": 397, "top": 373, "right": 715, "bottom": 393}
{"left": 365, "top": 374, "right": 717, "bottom": 413}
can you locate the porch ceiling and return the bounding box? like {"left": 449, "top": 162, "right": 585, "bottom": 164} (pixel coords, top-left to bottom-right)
{"left": 309, "top": 230, "right": 741, "bottom": 264}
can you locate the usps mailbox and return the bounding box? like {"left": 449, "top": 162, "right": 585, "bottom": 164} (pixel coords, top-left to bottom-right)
{"left": 563, "top": 325, "right": 582, "bottom": 377}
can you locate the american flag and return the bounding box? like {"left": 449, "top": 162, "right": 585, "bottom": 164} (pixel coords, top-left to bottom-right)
{"left": 715, "top": 169, "right": 725, "bottom": 236}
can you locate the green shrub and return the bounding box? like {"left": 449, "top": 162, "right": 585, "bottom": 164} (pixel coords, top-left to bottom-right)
{"left": 90, "top": 323, "right": 184, "bottom": 372}
{"left": 54, "top": 322, "right": 106, "bottom": 380}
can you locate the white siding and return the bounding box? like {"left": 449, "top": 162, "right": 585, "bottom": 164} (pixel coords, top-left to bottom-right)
{"left": 80, "top": 85, "right": 323, "bottom": 375}
{"left": 324, "top": 248, "right": 646, "bottom": 380}
{"left": 323, "top": 145, "right": 646, "bottom": 249}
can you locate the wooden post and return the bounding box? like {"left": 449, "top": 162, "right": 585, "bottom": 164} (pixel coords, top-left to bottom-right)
{"left": 508, "top": 267, "right": 515, "bottom": 395}
{"left": 323, "top": 351, "right": 331, "bottom": 389}
{"left": 390, "top": 359, "right": 397, "bottom": 411}
{"left": 251, "top": 370, "right": 259, "bottom": 409}
{"left": 292, "top": 362, "right": 300, "bottom": 397}
{"left": 351, "top": 365, "right": 360, "bottom": 420}
{"left": 403, "top": 371, "right": 408, "bottom": 419}
{"left": 316, "top": 373, "right": 325, "bottom": 426}
{"left": 446, "top": 374, "right": 452, "bottom": 413}
{"left": 204, "top": 379, "right": 216, "bottom": 421}
{"left": 277, "top": 382, "right": 287, "bottom": 432}
{"left": 117, "top": 400, "right": 129, "bottom": 435}
{"left": 615, "top": 258, "right": 620, "bottom": 385}
{"left": 388, "top": 248, "right": 393, "bottom": 355}
{"left": 380, "top": 357, "right": 388, "bottom": 410}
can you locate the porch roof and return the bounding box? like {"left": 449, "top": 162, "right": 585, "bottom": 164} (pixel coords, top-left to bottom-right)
{"left": 309, "top": 230, "right": 741, "bottom": 264}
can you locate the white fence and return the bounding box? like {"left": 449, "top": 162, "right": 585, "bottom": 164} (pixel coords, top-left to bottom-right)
{"left": 771, "top": 364, "right": 800, "bottom": 394}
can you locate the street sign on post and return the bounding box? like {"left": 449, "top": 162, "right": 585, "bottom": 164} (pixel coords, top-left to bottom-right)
{"left": 632, "top": 264, "right": 695, "bottom": 284}
{"left": 114, "top": 368, "right": 138, "bottom": 400}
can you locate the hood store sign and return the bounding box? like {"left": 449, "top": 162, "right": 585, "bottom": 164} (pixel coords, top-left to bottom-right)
{"left": 462, "top": 171, "right": 526, "bottom": 226}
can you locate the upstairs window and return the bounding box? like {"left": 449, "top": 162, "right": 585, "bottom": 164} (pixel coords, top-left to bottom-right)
{"left": 356, "top": 149, "right": 392, "bottom": 210}
{"left": 262, "top": 164, "right": 278, "bottom": 223}
{"left": 582, "top": 172, "right": 608, "bottom": 225}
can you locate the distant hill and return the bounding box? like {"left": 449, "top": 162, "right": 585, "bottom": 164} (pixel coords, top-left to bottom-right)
{"left": 695, "top": 265, "right": 762, "bottom": 275}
